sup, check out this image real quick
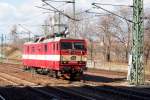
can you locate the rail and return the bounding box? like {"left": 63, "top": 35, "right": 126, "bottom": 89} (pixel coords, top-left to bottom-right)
{"left": 0, "top": 95, "right": 5, "bottom": 100}
{"left": 0, "top": 71, "right": 94, "bottom": 100}
{"left": 84, "top": 85, "right": 150, "bottom": 100}
{"left": 1, "top": 63, "right": 150, "bottom": 100}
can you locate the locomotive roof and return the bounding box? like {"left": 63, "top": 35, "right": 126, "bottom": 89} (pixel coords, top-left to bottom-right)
{"left": 24, "top": 37, "right": 85, "bottom": 45}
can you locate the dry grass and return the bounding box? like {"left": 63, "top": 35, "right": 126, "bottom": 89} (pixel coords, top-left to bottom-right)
{"left": 145, "top": 60, "right": 150, "bottom": 74}
{"left": 4, "top": 46, "right": 22, "bottom": 59}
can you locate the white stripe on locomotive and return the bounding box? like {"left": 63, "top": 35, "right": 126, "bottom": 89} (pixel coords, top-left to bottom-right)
{"left": 22, "top": 55, "right": 87, "bottom": 61}
{"left": 22, "top": 55, "right": 60, "bottom": 61}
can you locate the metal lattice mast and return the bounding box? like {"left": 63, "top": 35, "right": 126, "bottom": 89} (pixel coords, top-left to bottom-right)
{"left": 73, "top": 0, "right": 76, "bottom": 37}
{"left": 130, "top": 0, "right": 144, "bottom": 85}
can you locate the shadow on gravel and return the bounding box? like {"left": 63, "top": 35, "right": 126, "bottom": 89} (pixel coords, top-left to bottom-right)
{"left": 0, "top": 86, "right": 50, "bottom": 100}
{"left": 0, "top": 85, "right": 150, "bottom": 100}
{"left": 83, "top": 74, "right": 126, "bottom": 83}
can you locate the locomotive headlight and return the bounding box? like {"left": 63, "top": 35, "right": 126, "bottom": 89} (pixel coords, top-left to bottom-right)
{"left": 61, "top": 56, "right": 69, "bottom": 64}
{"left": 61, "top": 61, "right": 68, "bottom": 64}
{"left": 63, "top": 61, "right": 67, "bottom": 64}
{"left": 82, "top": 56, "right": 87, "bottom": 61}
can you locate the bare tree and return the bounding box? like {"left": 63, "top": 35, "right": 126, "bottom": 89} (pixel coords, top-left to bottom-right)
{"left": 144, "top": 13, "right": 150, "bottom": 64}
{"left": 10, "top": 25, "right": 18, "bottom": 43}
{"left": 9, "top": 25, "right": 26, "bottom": 50}
{"left": 98, "top": 15, "right": 118, "bottom": 62}
{"left": 119, "top": 7, "right": 132, "bottom": 61}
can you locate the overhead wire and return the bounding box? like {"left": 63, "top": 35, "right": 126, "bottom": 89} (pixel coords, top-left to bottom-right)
{"left": 42, "top": 0, "right": 74, "bottom": 3}
{"left": 42, "top": 1, "right": 80, "bottom": 21}
{"left": 18, "top": 24, "right": 35, "bottom": 34}
{"left": 35, "top": 6, "right": 57, "bottom": 12}
{"left": 85, "top": 10, "right": 109, "bottom": 15}
{"left": 75, "top": 9, "right": 91, "bottom": 15}
{"left": 92, "top": 3, "right": 134, "bottom": 23}
{"left": 93, "top": 3, "right": 133, "bottom": 7}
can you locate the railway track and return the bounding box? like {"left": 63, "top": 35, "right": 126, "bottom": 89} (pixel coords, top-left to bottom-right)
{"left": 83, "top": 85, "right": 150, "bottom": 100}
{"left": 0, "top": 63, "right": 72, "bottom": 86}
{"left": 0, "top": 72, "right": 58, "bottom": 100}
{"left": 0, "top": 94, "right": 5, "bottom": 100}
{"left": 0, "top": 63, "right": 150, "bottom": 100}
{"left": 103, "top": 85, "right": 150, "bottom": 99}
{"left": 0, "top": 71, "right": 96, "bottom": 100}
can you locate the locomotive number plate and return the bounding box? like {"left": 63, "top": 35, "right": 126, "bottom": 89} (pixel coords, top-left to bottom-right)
{"left": 71, "top": 56, "right": 76, "bottom": 60}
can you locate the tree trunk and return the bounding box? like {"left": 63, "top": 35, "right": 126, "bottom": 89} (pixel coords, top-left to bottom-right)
{"left": 125, "top": 48, "right": 128, "bottom": 62}
{"left": 145, "top": 47, "right": 150, "bottom": 64}
{"left": 106, "top": 46, "right": 110, "bottom": 62}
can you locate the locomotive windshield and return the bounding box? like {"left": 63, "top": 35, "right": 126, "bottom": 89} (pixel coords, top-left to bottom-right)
{"left": 61, "top": 42, "right": 85, "bottom": 50}
{"left": 61, "top": 42, "right": 72, "bottom": 49}
{"left": 74, "top": 42, "right": 85, "bottom": 50}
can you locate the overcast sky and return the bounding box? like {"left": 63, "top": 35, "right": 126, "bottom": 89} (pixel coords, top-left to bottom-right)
{"left": 0, "top": 0, "right": 149, "bottom": 35}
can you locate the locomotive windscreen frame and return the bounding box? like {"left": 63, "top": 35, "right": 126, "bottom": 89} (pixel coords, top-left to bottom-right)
{"left": 60, "top": 42, "right": 85, "bottom": 50}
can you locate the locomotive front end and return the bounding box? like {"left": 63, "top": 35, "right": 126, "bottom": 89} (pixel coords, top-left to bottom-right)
{"left": 60, "top": 39, "right": 87, "bottom": 79}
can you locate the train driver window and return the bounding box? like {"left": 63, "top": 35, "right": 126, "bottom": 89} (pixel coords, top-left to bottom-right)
{"left": 45, "top": 44, "right": 47, "bottom": 52}
{"left": 32, "top": 46, "right": 35, "bottom": 52}
{"left": 27, "top": 46, "right": 29, "bottom": 53}
{"left": 53, "top": 43, "right": 55, "bottom": 50}
{"left": 56, "top": 43, "right": 59, "bottom": 50}
{"left": 74, "top": 42, "right": 85, "bottom": 50}
{"left": 38, "top": 46, "right": 41, "bottom": 52}
{"left": 61, "top": 42, "right": 72, "bottom": 50}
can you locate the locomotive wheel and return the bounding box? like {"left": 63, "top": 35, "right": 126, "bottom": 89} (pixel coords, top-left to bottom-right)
{"left": 52, "top": 71, "right": 57, "bottom": 78}
{"left": 70, "top": 74, "right": 75, "bottom": 81}
{"left": 49, "top": 70, "right": 59, "bottom": 79}
{"left": 37, "top": 68, "right": 49, "bottom": 75}
{"left": 48, "top": 70, "right": 53, "bottom": 77}
{"left": 30, "top": 67, "right": 37, "bottom": 74}
{"left": 23, "top": 66, "right": 27, "bottom": 71}
{"left": 53, "top": 71, "right": 60, "bottom": 79}
{"left": 62, "top": 74, "right": 70, "bottom": 80}
{"left": 70, "top": 72, "right": 83, "bottom": 81}
{"left": 23, "top": 66, "right": 30, "bottom": 71}
{"left": 74, "top": 73, "right": 82, "bottom": 81}
{"left": 70, "top": 72, "right": 78, "bottom": 81}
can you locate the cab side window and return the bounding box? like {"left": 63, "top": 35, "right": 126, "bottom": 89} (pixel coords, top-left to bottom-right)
{"left": 53, "top": 43, "right": 55, "bottom": 51}
{"left": 32, "top": 46, "right": 35, "bottom": 53}
{"left": 45, "top": 44, "right": 47, "bottom": 52}
{"left": 56, "top": 43, "right": 59, "bottom": 50}
{"left": 27, "top": 46, "right": 29, "bottom": 54}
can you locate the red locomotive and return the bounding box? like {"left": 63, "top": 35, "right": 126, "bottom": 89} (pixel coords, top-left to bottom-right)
{"left": 22, "top": 33, "right": 87, "bottom": 80}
